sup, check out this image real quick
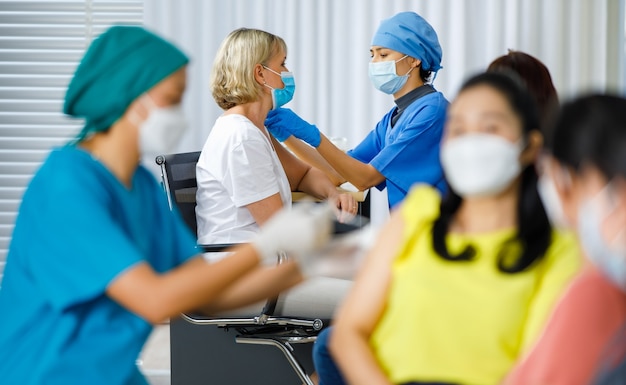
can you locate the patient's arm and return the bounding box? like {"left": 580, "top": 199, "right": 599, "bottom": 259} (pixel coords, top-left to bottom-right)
{"left": 246, "top": 192, "right": 283, "bottom": 226}
{"left": 273, "top": 136, "right": 357, "bottom": 216}
{"left": 283, "top": 136, "right": 346, "bottom": 186}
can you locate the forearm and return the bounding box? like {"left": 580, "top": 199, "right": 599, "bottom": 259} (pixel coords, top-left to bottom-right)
{"left": 284, "top": 136, "right": 345, "bottom": 186}
{"left": 296, "top": 166, "right": 341, "bottom": 200}
{"left": 200, "top": 261, "right": 304, "bottom": 314}
{"left": 155, "top": 244, "right": 267, "bottom": 319}
{"left": 316, "top": 135, "right": 385, "bottom": 191}
{"left": 246, "top": 193, "right": 284, "bottom": 226}
{"left": 108, "top": 243, "right": 262, "bottom": 324}
{"left": 330, "top": 327, "right": 392, "bottom": 385}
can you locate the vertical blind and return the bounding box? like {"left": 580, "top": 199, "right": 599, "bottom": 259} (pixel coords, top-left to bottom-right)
{"left": 0, "top": 0, "right": 143, "bottom": 283}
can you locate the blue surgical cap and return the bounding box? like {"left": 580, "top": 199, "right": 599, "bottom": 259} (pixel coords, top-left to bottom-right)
{"left": 371, "top": 12, "right": 442, "bottom": 73}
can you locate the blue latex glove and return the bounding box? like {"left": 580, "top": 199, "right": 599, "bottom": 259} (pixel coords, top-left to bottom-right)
{"left": 265, "top": 108, "right": 321, "bottom": 147}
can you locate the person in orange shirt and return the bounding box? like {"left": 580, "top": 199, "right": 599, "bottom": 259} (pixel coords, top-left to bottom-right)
{"left": 505, "top": 94, "right": 626, "bottom": 385}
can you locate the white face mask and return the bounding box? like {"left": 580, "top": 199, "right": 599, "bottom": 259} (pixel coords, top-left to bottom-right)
{"left": 138, "top": 96, "right": 188, "bottom": 157}
{"left": 537, "top": 175, "right": 570, "bottom": 229}
{"left": 440, "top": 133, "right": 523, "bottom": 198}
{"left": 578, "top": 184, "right": 626, "bottom": 292}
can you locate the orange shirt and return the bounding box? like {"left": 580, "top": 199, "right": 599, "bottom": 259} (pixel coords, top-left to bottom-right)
{"left": 505, "top": 265, "right": 626, "bottom": 385}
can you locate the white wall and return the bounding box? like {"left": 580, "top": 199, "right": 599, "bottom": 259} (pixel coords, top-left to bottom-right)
{"left": 143, "top": 0, "right": 625, "bottom": 225}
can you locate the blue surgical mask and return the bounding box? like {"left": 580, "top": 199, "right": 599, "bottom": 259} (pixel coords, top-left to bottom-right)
{"left": 368, "top": 55, "right": 414, "bottom": 94}
{"left": 577, "top": 184, "right": 626, "bottom": 292}
{"left": 263, "top": 66, "right": 296, "bottom": 110}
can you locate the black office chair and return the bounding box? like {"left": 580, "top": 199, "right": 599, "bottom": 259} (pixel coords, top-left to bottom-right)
{"left": 156, "top": 151, "right": 322, "bottom": 385}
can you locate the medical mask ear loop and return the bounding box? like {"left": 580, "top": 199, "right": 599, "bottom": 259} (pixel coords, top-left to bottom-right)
{"left": 395, "top": 55, "right": 415, "bottom": 79}
{"left": 128, "top": 94, "right": 158, "bottom": 124}
{"left": 395, "top": 55, "right": 409, "bottom": 64}
{"left": 591, "top": 182, "right": 626, "bottom": 251}
{"left": 260, "top": 71, "right": 277, "bottom": 111}
{"left": 262, "top": 80, "right": 278, "bottom": 111}
{"left": 123, "top": 95, "right": 155, "bottom": 133}
{"left": 262, "top": 65, "right": 285, "bottom": 88}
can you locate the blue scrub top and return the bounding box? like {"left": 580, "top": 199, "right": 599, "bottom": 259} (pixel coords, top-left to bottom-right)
{"left": 348, "top": 91, "right": 448, "bottom": 208}
{"left": 0, "top": 146, "right": 198, "bottom": 385}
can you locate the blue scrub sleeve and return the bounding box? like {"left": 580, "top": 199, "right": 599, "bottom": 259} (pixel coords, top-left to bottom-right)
{"left": 151, "top": 183, "right": 200, "bottom": 269}
{"left": 19, "top": 156, "right": 196, "bottom": 311}
{"left": 348, "top": 124, "right": 387, "bottom": 190}
{"left": 348, "top": 124, "right": 384, "bottom": 165}
{"left": 22, "top": 185, "right": 143, "bottom": 311}
{"left": 369, "top": 104, "right": 445, "bottom": 194}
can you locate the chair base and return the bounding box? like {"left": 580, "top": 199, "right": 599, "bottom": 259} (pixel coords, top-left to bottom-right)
{"left": 170, "top": 317, "right": 318, "bottom": 385}
{"left": 236, "top": 335, "right": 317, "bottom": 385}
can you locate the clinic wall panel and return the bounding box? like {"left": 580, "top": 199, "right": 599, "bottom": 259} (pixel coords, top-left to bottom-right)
{"left": 144, "top": 0, "right": 624, "bottom": 224}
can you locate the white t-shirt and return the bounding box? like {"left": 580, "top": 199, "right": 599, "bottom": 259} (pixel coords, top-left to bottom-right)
{"left": 196, "top": 114, "right": 292, "bottom": 246}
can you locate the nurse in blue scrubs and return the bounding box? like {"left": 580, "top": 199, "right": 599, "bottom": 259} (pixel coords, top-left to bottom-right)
{"left": 0, "top": 26, "right": 333, "bottom": 385}
{"left": 265, "top": 12, "right": 449, "bottom": 209}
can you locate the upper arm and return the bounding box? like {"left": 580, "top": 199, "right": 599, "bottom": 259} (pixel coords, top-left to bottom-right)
{"left": 245, "top": 193, "right": 283, "bottom": 226}
{"left": 272, "top": 135, "right": 311, "bottom": 190}
{"left": 22, "top": 173, "right": 144, "bottom": 311}
{"left": 369, "top": 105, "right": 446, "bottom": 190}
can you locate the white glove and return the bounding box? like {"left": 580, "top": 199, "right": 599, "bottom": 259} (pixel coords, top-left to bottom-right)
{"left": 299, "top": 224, "right": 380, "bottom": 279}
{"left": 252, "top": 202, "right": 335, "bottom": 267}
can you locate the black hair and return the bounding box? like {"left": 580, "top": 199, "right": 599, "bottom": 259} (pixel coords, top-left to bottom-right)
{"left": 545, "top": 94, "right": 626, "bottom": 180}
{"left": 432, "top": 71, "right": 552, "bottom": 273}
{"left": 420, "top": 67, "right": 433, "bottom": 83}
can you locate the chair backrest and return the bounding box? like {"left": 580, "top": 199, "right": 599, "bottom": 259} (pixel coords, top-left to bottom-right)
{"left": 156, "top": 152, "right": 324, "bottom": 385}
{"left": 155, "top": 151, "right": 201, "bottom": 235}
{"left": 156, "top": 151, "right": 279, "bottom": 316}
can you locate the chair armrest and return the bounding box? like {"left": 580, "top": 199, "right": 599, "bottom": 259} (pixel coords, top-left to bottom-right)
{"left": 198, "top": 243, "right": 244, "bottom": 253}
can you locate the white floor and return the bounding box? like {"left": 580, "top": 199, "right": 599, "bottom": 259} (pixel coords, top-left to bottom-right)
{"left": 138, "top": 324, "right": 171, "bottom": 385}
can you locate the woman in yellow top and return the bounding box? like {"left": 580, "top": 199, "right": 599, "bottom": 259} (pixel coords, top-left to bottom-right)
{"left": 318, "top": 72, "right": 581, "bottom": 385}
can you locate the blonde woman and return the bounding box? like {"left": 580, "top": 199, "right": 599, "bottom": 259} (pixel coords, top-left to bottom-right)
{"left": 196, "top": 28, "right": 356, "bottom": 319}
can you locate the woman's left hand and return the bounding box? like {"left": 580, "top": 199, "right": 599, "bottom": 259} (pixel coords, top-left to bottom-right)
{"left": 330, "top": 192, "right": 358, "bottom": 223}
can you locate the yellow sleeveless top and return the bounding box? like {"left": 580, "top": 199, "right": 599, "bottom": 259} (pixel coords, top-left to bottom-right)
{"left": 370, "top": 186, "right": 581, "bottom": 385}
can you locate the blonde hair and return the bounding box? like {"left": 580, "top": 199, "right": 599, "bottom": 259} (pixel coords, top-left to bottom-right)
{"left": 210, "top": 28, "right": 287, "bottom": 110}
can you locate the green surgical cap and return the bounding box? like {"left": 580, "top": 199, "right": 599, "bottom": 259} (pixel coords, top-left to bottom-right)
{"left": 64, "top": 25, "right": 189, "bottom": 140}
